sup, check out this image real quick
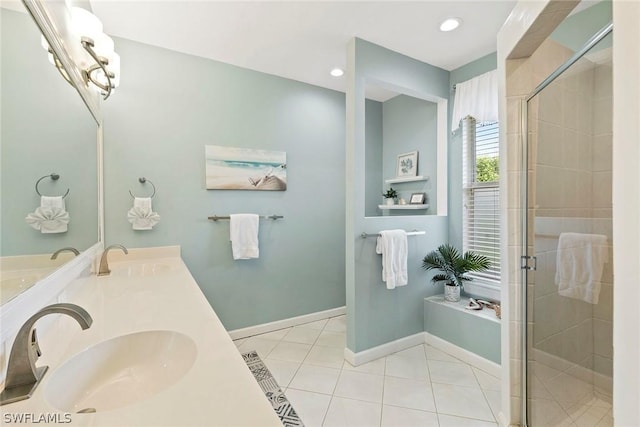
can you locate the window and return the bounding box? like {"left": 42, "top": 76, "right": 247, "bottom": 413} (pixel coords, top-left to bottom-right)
{"left": 462, "top": 117, "right": 501, "bottom": 285}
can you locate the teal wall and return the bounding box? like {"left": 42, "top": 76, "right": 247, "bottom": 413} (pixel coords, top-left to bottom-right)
{"left": 346, "top": 38, "right": 449, "bottom": 353}
{"left": 426, "top": 53, "right": 502, "bottom": 358}
{"left": 424, "top": 298, "right": 501, "bottom": 363}
{"left": 382, "top": 95, "right": 437, "bottom": 214}
{"left": 364, "top": 100, "right": 383, "bottom": 217}
{"left": 1, "top": 10, "right": 98, "bottom": 257}
{"left": 551, "top": 0, "right": 612, "bottom": 52}
{"left": 103, "top": 38, "right": 346, "bottom": 330}
{"left": 447, "top": 53, "right": 498, "bottom": 251}
{"left": 5, "top": 2, "right": 611, "bottom": 361}
{"left": 364, "top": 95, "right": 437, "bottom": 217}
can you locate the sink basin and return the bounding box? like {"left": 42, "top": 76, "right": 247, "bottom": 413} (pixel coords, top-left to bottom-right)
{"left": 113, "top": 262, "right": 173, "bottom": 278}
{"left": 45, "top": 330, "right": 197, "bottom": 413}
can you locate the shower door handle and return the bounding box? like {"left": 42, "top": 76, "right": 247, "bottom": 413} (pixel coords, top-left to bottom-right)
{"left": 520, "top": 255, "right": 537, "bottom": 271}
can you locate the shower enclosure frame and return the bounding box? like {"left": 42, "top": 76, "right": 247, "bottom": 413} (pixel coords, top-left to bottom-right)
{"left": 519, "top": 21, "right": 613, "bottom": 427}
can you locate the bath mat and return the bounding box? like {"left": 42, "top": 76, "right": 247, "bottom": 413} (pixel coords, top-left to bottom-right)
{"left": 242, "top": 350, "right": 304, "bottom": 427}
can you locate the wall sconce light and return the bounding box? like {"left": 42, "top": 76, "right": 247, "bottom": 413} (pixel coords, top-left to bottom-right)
{"left": 41, "top": 7, "right": 120, "bottom": 100}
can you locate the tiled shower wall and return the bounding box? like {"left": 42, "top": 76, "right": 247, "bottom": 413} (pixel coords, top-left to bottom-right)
{"left": 591, "top": 61, "right": 613, "bottom": 391}
{"left": 528, "top": 38, "right": 614, "bottom": 404}
{"left": 505, "top": 38, "right": 577, "bottom": 420}
{"left": 505, "top": 37, "right": 614, "bottom": 419}
{"left": 531, "top": 51, "right": 613, "bottom": 399}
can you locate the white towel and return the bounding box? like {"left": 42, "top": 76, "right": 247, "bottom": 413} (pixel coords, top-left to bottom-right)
{"left": 25, "top": 196, "right": 69, "bottom": 233}
{"left": 40, "top": 196, "right": 65, "bottom": 210}
{"left": 375, "top": 230, "right": 408, "bottom": 289}
{"left": 230, "top": 214, "right": 260, "bottom": 260}
{"left": 555, "top": 232, "right": 608, "bottom": 304}
{"left": 127, "top": 197, "right": 160, "bottom": 230}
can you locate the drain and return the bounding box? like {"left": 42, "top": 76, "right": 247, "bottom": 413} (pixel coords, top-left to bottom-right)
{"left": 77, "top": 408, "right": 96, "bottom": 414}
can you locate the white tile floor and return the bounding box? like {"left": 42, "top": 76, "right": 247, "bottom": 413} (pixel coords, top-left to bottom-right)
{"left": 528, "top": 360, "right": 614, "bottom": 427}
{"left": 234, "top": 315, "right": 501, "bottom": 427}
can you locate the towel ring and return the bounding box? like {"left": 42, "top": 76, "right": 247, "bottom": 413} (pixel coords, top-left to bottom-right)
{"left": 129, "top": 177, "right": 156, "bottom": 199}
{"left": 35, "top": 173, "right": 70, "bottom": 198}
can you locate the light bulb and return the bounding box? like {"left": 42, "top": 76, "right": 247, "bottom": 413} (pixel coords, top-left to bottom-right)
{"left": 439, "top": 18, "right": 462, "bottom": 32}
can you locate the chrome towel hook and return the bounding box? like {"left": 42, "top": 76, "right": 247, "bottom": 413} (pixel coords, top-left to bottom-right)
{"left": 129, "top": 177, "right": 156, "bottom": 199}
{"left": 35, "top": 173, "right": 69, "bottom": 198}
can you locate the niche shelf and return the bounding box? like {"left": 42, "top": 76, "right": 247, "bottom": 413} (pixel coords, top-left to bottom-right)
{"left": 385, "top": 175, "right": 429, "bottom": 184}
{"left": 378, "top": 204, "right": 429, "bottom": 210}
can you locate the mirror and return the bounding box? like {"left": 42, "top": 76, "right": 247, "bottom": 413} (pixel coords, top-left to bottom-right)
{"left": 0, "top": 5, "right": 100, "bottom": 305}
{"left": 364, "top": 83, "right": 438, "bottom": 217}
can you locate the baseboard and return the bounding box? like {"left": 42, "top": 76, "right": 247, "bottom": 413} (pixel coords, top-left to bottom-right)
{"left": 425, "top": 332, "right": 502, "bottom": 378}
{"left": 230, "top": 306, "right": 501, "bottom": 377}
{"left": 344, "top": 332, "right": 427, "bottom": 366}
{"left": 227, "top": 306, "right": 346, "bottom": 340}
{"left": 343, "top": 331, "right": 502, "bottom": 377}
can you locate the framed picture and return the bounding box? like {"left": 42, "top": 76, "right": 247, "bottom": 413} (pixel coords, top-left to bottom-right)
{"left": 205, "top": 145, "right": 287, "bottom": 191}
{"left": 396, "top": 151, "right": 418, "bottom": 178}
{"left": 410, "top": 192, "right": 426, "bottom": 204}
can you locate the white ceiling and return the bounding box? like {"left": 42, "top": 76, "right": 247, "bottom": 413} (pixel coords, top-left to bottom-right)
{"left": 89, "top": 1, "right": 518, "bottom": 96}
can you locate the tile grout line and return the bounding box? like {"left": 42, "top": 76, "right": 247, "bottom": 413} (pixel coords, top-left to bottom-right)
{"left": 378, "top": 354, "right": 388, "bottom": 427}
{"left": 294, "top": 317, "right": 344, "bottom": 425}
{"left": 317, "top": 318, "right": 338, "bottom": 427}
{"left": 281, "top": 319, "right": 329, "bottom": 393}
{"left": 471, "top": 367, "right": 500, "bottom": 423}
{"left": 423, "top": 344, "right": 442, "bottom": 422}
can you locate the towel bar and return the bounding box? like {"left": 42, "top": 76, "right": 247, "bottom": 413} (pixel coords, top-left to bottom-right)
{"left": 361, "top": 230, "right": 425, "bottom": 238}
{"left": 208, "top": 215, "right": 284, "bottom": 221}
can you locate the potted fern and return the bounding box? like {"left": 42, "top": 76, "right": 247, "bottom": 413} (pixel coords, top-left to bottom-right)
{"left": 421, "top": 244, "right": 491, "bottom": 302}
{"left": 382, "top": 187, "right": 398, "bottom": 206}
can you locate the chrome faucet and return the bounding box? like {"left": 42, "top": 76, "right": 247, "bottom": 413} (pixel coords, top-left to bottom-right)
{"left": 50, "top": 247, "right": 80, "bottom": 260}
{"left": 0, "top": 303, "right": 93, "bottom": 405}
{"left": 97, "top": 244, "right": 128, "bottom": 276}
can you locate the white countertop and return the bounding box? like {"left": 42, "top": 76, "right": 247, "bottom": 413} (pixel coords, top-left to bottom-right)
{"left": 0, "top": 247, "right": 282, "bottom": 426}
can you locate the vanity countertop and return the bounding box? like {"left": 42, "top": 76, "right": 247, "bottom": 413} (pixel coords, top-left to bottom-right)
{"left": 1, "top": 246, "right": 282, "bottom": 426}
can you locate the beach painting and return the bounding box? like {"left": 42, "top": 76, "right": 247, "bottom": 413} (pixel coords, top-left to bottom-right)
{"left": 205, "top": 145, "right": 287, "bottom": 191}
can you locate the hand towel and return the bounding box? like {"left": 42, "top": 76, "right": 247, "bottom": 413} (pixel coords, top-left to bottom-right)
{"left": 555, "top": 232, "right": 608, "bottom": 304}
{"left": 127, "top": 197, "right": 160, "bottom": 230}
{"left": 230, "top": 214, "right": 260, "bottom": 260}
{"left": 40, "top": 196, "right": 65, "bottom": 210}
{"left": 25, "top": 196, "right": 69, "bottom": 233}
{"left": 375, "top": 230, "right": 408, "bottom": 289}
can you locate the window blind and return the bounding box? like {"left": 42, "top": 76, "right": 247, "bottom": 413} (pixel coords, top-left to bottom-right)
{"left": 462, "top": 117, "right": 501, "bottom": 283}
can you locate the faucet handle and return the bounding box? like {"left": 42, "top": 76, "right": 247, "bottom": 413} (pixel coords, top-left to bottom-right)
{"left": 30, "top": 329, "right": 42, "bottom": 358}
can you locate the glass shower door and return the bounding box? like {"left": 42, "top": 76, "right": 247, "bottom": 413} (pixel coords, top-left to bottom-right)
{"left": 525, "top": 30, "right": 613, "bottom": 426}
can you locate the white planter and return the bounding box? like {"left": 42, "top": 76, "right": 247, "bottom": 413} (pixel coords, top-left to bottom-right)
{"left": 444, "top": 284, "right": 461, "bottom": 302}
{"left": 384, "top": 198, "right": 395, "bottom": 206}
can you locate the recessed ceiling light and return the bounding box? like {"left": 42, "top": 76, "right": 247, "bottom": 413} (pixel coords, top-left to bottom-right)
{"left": 439, "top": 17, "right": 462, "bottom": 32}
{"left": 330, "top": 68, "right": 344, "bottom": 77}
